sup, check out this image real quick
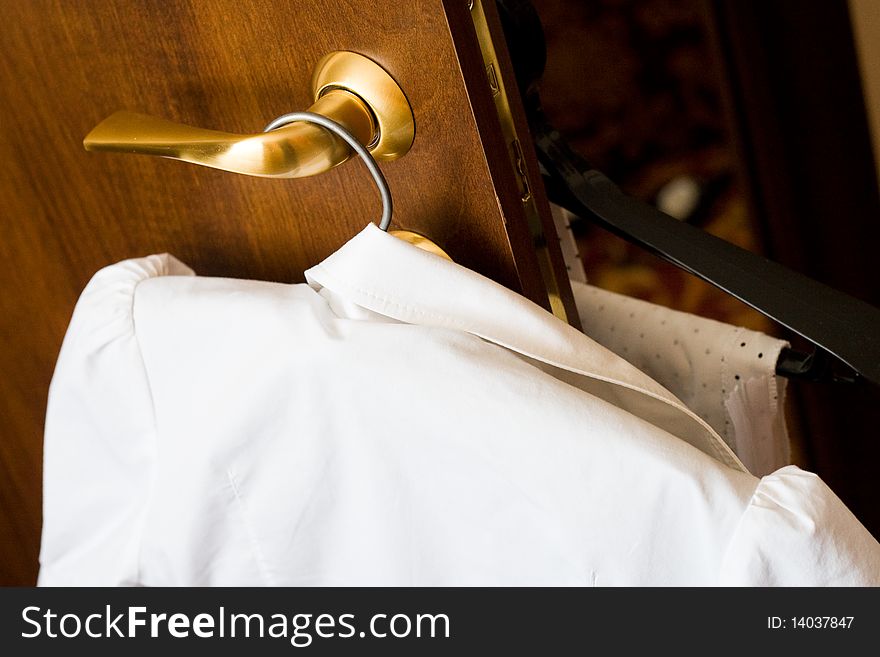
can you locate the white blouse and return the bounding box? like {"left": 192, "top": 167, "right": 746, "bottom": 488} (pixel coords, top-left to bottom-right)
{"left": 39, "top": 224, "right": 880, "bottom": 585}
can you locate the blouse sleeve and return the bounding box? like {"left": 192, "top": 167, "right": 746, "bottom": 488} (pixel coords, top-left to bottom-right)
{"left": 719, "top": 465, "right": 880, "bottom": 585}
{"left": 38, "top": 254, "right": 193, "bottom": 586}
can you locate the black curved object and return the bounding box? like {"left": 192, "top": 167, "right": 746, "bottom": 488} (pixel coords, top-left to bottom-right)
{"left": 496, "top": 0, "right": 880, "bottom": 386}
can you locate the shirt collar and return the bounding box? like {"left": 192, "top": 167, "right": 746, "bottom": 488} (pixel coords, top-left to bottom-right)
{"left": 305, "top": 224, "right": 745, "bottom": 472}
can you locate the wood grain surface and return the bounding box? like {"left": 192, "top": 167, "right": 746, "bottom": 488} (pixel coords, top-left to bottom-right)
{"left": 0, "top": 0, "right": 573, "bottom": 585}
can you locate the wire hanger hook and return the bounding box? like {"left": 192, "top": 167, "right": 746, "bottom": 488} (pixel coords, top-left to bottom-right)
{"left": 264, "top": 111, "right": 392, "bottom": 231}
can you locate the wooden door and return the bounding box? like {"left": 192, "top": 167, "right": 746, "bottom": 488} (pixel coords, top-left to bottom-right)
{"left": 0, "top": 0, "right": 576, "bottom": 585}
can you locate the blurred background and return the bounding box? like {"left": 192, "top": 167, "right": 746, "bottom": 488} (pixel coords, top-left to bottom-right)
{"left": 533, "top": 0, "right": 880, "bottom": 536}
{"left": 538, "top": 0, "right": 768, "bottom": 328}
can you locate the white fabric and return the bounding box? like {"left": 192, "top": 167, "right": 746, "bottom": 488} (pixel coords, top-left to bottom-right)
{"left": 550, "top": 203, "right": 588, "bottom": 284}
{"left": 550, "top": 202, "right": 790, "bottom": 475}
{"left": 571, "top": 282, "right": 790, "bottom": 476}
{"left": 39, "top": 224, "right": 880, "bottom": 585}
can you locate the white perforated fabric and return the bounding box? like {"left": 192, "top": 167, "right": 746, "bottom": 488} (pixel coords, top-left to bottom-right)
{"left": 570, "top": 282, "right": 789, "bottom": 475}
{"left": 551, "top": 203, "right": 789, "bottom": 475}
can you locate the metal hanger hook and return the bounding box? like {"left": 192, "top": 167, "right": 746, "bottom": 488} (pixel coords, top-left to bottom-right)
{"left": 264, "top": 111, "right": 393, "bottom": 231}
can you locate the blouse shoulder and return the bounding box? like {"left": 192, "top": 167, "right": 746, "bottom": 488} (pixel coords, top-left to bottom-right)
{"left": 61, "top": 254, "right": 194, "bottom": 349}
{"left": 39, "top": 254, "right": 194, "bottom": 586}
{"left": 719, "top": 465, "right": 880, "bottom": 585}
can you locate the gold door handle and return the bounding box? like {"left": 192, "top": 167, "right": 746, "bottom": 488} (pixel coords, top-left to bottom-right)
{"left": 83, "top": 51, "right": 415, "bottom": 178}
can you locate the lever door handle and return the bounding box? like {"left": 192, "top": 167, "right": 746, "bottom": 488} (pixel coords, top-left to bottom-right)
{"left": 83, "top": 51, "right": 415, "bottom": 178}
